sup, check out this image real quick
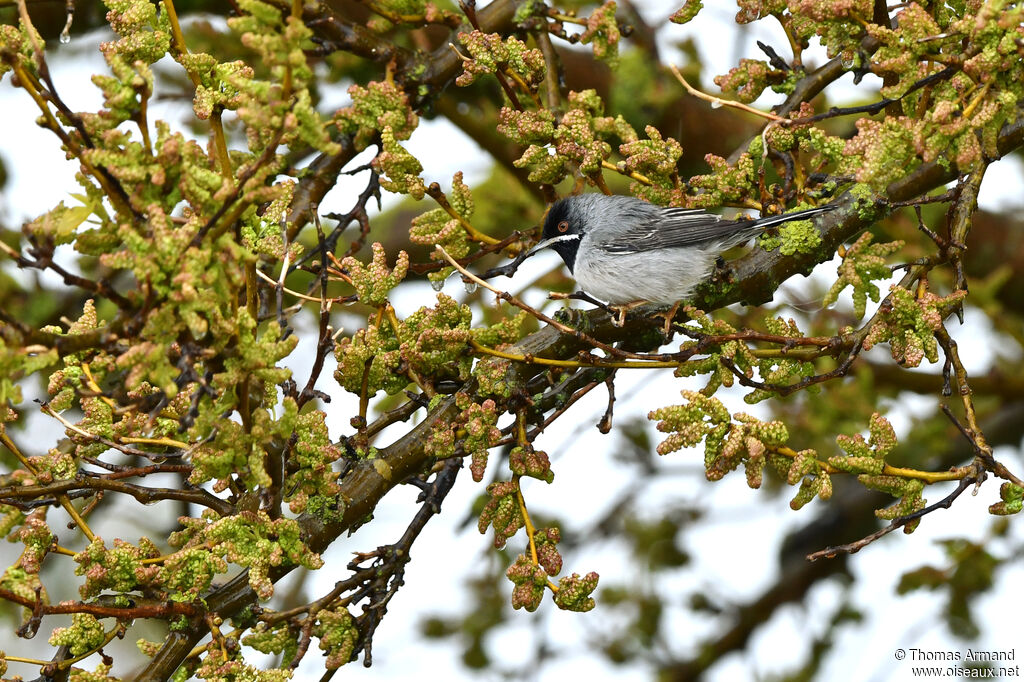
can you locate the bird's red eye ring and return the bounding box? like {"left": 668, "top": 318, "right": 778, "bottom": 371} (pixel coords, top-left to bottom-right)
{"left": 557, "top": 220, "right": 569, "bottom": 233}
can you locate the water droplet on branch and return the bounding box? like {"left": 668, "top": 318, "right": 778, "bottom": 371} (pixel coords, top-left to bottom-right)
{"left": 60, "top": 2, "right": 74, "bottom": 44}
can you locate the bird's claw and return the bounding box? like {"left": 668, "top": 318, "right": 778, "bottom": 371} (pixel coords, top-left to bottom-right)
{"left": 652, "top": 301, "right": 681, "bottom": 338}
{"left": 608, "top": 300, "right": 646, "bottom": 327}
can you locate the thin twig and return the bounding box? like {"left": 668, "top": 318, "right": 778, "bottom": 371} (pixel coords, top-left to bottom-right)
{"left": 806, "top": 475, "right": 978, "bottom": 561}
{"left": 670, "top": 64, "right": 785, "bottom": 122}
{"left": 597, "top": 369, "right": 616, "bottom": 434}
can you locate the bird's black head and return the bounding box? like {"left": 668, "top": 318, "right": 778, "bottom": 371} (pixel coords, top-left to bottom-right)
{"left": 537, "top": 197, "right": 584, "bottom": 272}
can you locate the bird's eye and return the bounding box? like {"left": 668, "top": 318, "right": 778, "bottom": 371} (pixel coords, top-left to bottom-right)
{"left": 557, "top": 220, "right": 569, "bottom": 233}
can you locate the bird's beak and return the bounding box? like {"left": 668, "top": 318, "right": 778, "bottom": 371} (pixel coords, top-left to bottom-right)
{"left": 479, "top": 233, "right": 580, "bottom": 280}
{"left": 520, "top": 233, "right": 580, "bottom": 260}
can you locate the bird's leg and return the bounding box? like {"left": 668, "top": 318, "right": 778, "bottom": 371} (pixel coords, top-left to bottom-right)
{"left": 607, "top": 300, "right": 646, "bottom": 327}
{"left": 550, "top": 292, "right": 646, "bottom": 326}
{"left": 549, "top": 291, "right": 613, "bottom": 313}
{"left": 652, "top": 301, "right": 681, "bottom": 338}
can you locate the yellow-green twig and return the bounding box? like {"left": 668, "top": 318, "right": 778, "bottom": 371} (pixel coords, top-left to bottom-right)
{"left": 513, "top": 476, "right": 559, "bottom": 593}
{"left": 254, "top": 267, "right": 331, "bottom": 304}
{"left": 384, "top": 305, "right": 435, "bottom": 397}
{"left": 120, "top": 436, "right": 190, "bottom": 449}
{"left": 1, "top": 653, "right": 51, "bottom": 666}
{"left": 962, "top": 82, "right": 992, "bottom": 122}
{"left": 670, "top": 64, "right": 784, "bottom": 122}
{"left": 600, "top": 160, "right": 653, "bottom": 186}
{"left": 470, "top": 339, "right": 684, "bottom": 369}
{"left": 771, "top": 445, "right": 969, "bottom": 484}
{"left": 80, "top": 363, "right": 116, "bottom": 409}
{"left": 164, "top": 0, "right": 233, "bottom": 182}
{"left": 1, "top": 431, "right": 96, "bottom": 542}
{"left": 426, "top": 184, "right": 500, "bottom": 245}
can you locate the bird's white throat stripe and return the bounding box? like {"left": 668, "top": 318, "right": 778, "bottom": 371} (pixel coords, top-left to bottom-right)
{"left": 525, "top": 233, "right": 581, "bottom": 257}
{"left": 535, "top": 234, "right": 580, "bottom": 248}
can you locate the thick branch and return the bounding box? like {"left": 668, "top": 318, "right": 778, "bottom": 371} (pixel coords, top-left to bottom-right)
{"left": 0, "top": 475, "right": 234, "bottom": 517}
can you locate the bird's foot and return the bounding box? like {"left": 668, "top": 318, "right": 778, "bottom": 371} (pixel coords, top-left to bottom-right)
{"left": 652, "top": 301, "right": 682, "bottom": 339}
{"left": 608, "top": 300, "right": 647, "bottom": 327}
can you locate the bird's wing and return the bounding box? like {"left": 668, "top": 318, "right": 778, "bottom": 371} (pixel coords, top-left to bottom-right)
{"left": 596, "top": 208, "right": 757, "bottom": 254}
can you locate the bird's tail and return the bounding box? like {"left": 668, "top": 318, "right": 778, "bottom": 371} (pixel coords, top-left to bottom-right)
{"left": 751, "top": 204, "right": 837, "bottom": 230}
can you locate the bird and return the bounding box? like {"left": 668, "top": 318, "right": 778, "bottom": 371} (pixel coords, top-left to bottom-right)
{"left": 526, "top": 193, "right": 835, "bottom": 307}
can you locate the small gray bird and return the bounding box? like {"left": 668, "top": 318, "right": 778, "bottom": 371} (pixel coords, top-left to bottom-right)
{"left": 524, "top": 193, "right": 835, "bottom": 305}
